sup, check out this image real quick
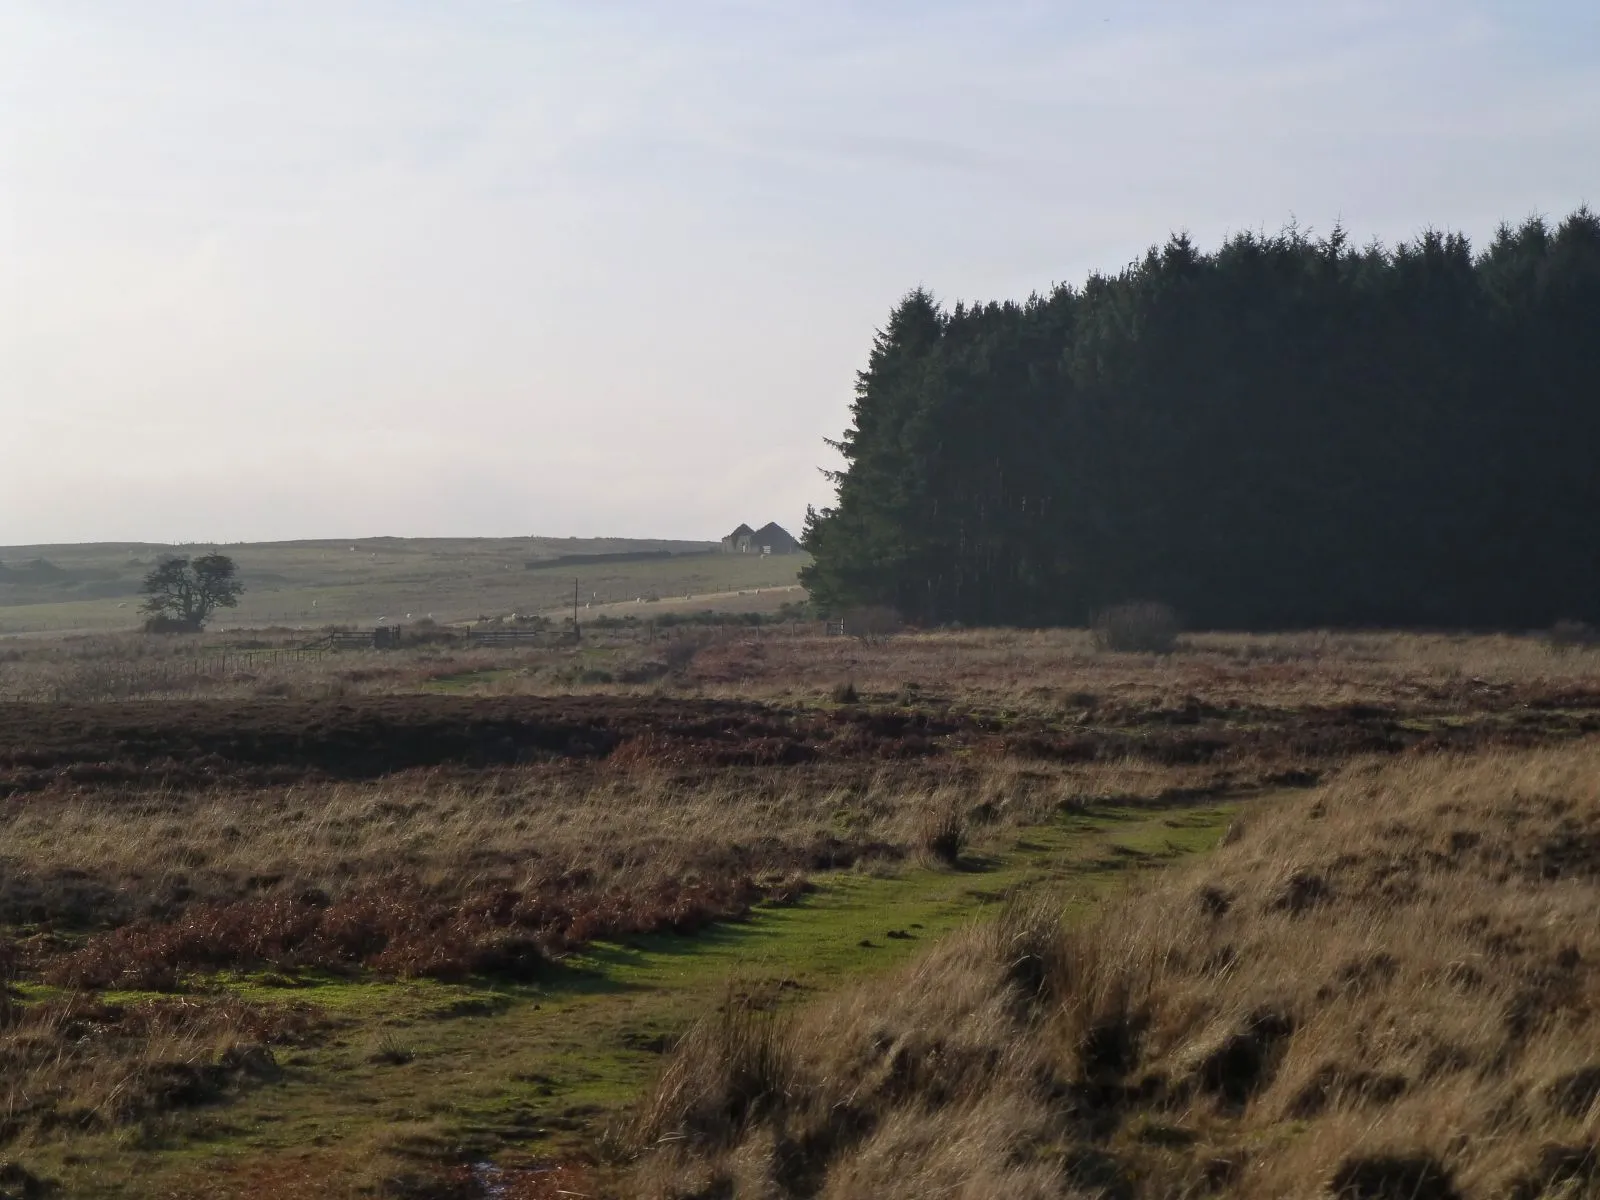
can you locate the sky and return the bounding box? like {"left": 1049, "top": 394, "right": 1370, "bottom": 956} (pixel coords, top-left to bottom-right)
{"left": 3, "top": 1, "right": 1597, "bottom": 545}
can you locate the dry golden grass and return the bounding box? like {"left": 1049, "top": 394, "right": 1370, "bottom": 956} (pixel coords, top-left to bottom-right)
{"left": 0, "top": 992, "right": 320, "bottom": 1147}
{"left": 0, "top": 629, "right": 557, "bottom": 702}
{"left": 0, "top": 727, "right": 1223, "bottom": 1180}
{"left": 0, "top": 756, "right": 1205, "bottom": 932}
{"left": 628, "top": 743, "right": 1600, "bottom": 1199}
{"left": 4, "top": 626, "right": 1600, "bottom": 1195}
{"left": 685, "top": 626, "right": 1600, "bottom": 713}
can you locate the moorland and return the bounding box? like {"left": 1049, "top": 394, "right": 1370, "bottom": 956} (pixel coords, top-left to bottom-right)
{"left": 1, "top": 615, "right": 1599, "bottom": 1197}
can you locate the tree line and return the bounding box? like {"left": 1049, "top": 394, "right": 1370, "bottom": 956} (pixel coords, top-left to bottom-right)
{"left": 800, "top": 210, "right": 1600, "bottom": 630}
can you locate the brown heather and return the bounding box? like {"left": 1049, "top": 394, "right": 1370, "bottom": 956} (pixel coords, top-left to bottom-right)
{"left": 1, "top": 758, "right": 1189, "bottom": 990}
{"left": 628, "top": 745, "right": 1600, "bottom": 1199}
{"left": 6, "top": 625, "right": 1600, "bottom": 714}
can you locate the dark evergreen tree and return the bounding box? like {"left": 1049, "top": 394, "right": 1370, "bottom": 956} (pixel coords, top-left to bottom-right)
{"left": 802, "top": 210, "right": 1600, "bottom": 629}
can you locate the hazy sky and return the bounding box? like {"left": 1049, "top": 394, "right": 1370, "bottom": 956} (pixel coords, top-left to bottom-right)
{"left": 4, "top": 1, "right": 1597, "bottom": 544}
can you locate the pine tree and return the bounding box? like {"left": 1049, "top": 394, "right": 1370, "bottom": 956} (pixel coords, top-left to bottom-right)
{"left": 806, "top": 211, "right": 1600, "bottom": 630}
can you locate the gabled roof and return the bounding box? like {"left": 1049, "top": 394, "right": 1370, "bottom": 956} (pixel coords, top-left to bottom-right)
{"left": 726, "top": 524, "right": 756, "bottom": 538}
{"left": 753, "top": 522, "right": 797, "bottom": 543}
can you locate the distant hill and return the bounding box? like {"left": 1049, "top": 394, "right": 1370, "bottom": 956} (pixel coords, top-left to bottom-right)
{"left": 0, "top": 557, "right": 137, "bottom": 604}
{"left": 0, "top": 536, "right": 799, "bottom": 634}
{"left": 0, "top": 557, "right": 69, "bottom": 582}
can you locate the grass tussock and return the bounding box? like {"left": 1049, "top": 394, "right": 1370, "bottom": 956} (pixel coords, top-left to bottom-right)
{"left": 915, "top": 802, "right": 967, "bottom": 867}
{"left": 630, "top": 989, "right": 796, "bottom": 1155}
{"left": 0, "top": 994, "right": 318, "bottom": 1143}
{"left": 626, "top": 743, "right": 1600, "bottom": 1198}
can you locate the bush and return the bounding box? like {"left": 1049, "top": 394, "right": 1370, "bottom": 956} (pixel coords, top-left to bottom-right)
{"left": 589, "top": 607, "right": 812, "bottom": 633}
{"left": 142, "top": 615, "right": 202, "bottom": 634}
{"left": 831, "top": 680, "right": 860, "bottom": 705}
{"left": 616, "top": 660, "right": 670, "bottom": 685}
{"left": 841, "top": 605, "right": 903, "bottom": 643}
{"left": 1091, "top": 601, "right": 1180, "bottom": 654}
{"left": 404, "top": 619, "right": 462, "bottom": 646}
{"left": 1549, "top": 619, "right": 1599, "bottom": 653}
{"left": 660, "top": 633, "right": 711, "bottom": 676}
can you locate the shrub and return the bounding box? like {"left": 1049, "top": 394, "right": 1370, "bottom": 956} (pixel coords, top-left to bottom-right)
{"left": 841, "top": 605, "right": 903, "bottom": 644}
{"left": 142, "top": 615, "right": 202, "bottom": 634}
{"left": 1549, "top": 619, "right": 1599, "bottom": 653}
{"left": 660, "top": 633, "right": 711, "bottom": 676}
{"left": 404, "top": 619, "right": 462, "bottom": 646}
{"left": 1091, "top": 601, "right": 1180, "bottom": 654}
{"left": 831, "top": 680, "right": 860, "bottom": 705}
{"left": 617, "top": 660, "right": 670, "bottom": 685}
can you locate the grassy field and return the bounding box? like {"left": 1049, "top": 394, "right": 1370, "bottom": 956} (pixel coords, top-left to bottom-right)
{"left": 634, "top": 745, "right": 1600, "bottom": 1199}
{"left": 0, "top": 624, "right": 1598, "bottom": 1196}
{"left": 0, "top": 537, "right": 806, "bottom": 635}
